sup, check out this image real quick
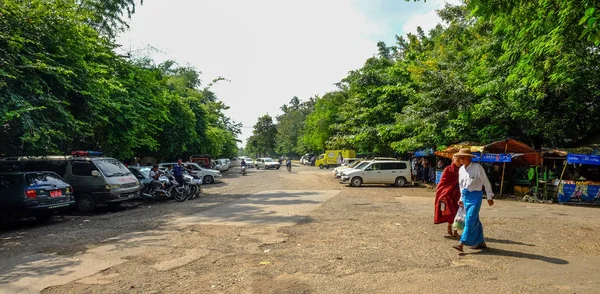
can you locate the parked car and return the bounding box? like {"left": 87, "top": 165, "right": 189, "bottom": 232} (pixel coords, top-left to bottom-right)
{"left": 0, "top": 171, "right": 75, "bottom": 228}
{"left": 128, "top": 166, "right": 169, "bottom": 188}
{"left": 340, "top": 160, "right": 412, "bottom": 187}
{"left": 240, "top": 157, "right": 254, "bottom": 168}
{"left": 0, "top": 153, "right": 140, "bottom": 212}
{"left": 255, "top": 158, "right": 281, "bottom": 169}
{"left": 301, "top": 153, "right": 315, "bottom": 165}
{"left": 221, "top": 159, "right": 231, "bottom": 170}
{"left": 158, "top": 162, "right": 222, "bottom": 184}
{"left": 333, "top": 160, "right": 363, "bottom": 178}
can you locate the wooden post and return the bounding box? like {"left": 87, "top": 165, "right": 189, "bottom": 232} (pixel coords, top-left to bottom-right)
{"left": 555, "top": 160, "right": 568, "bottom": 200}
{"left": 499, "top": 141, "right": 509, "bottom": 196}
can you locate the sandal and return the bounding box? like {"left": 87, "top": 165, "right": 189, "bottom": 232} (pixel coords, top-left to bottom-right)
{"left": 452, "top": 245, "right": 464, "bottom": 252}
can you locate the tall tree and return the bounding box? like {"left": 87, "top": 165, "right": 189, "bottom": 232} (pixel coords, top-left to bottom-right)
{"left": 246, "top": 115, "right": 277, "bottom": 157}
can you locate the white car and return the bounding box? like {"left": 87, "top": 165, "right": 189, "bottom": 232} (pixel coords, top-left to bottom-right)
{"left": 340, "top": 161, "right": 412, "bottom": 187}
{"left": 241, "top": 157, "right": 254, "bottom": 168}
{"left": 255, "top": 158, "right": 281, "bottom": 169}
{"left": 214, "top": 159, "right": 230, "bottom": 171}
{"left": 333, "top": 160, "right": 362, "bottom": 178}
{"left": 158, "top": 162, "right": 222, "bottom": 184}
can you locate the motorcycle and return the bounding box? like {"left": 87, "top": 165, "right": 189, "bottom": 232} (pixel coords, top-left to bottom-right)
{"left": 183, "top": 172, "right": 202, "bottom": 200}
{"left": 241, "top": 165, "right": 247, "bottom": 176}
{"left": 165, "top": 175, "right": 188, "bottom": 202}
{"left": 286, "top": 163, "right": 291, "bottom": 173}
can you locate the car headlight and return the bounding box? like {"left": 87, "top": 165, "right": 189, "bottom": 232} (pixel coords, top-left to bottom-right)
{"left": 105, "top": 184, "right": 121, "bottom": 190}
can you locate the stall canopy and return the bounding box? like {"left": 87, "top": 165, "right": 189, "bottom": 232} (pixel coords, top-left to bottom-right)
{"left": 567, "top": 154, "right": 600, "bottom": 165}
{"left": 414, "top": 148, "right": 434, "bottom": 157}
{"left": 435, "top": 139, "right": 540, "bottom": 165}
{"left": 434, "top": 142, "right": 484, "bottom": 159}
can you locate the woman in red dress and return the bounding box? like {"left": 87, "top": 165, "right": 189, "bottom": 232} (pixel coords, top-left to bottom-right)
{"left": 434, "top": 155, "right": 462, "bottom": 237}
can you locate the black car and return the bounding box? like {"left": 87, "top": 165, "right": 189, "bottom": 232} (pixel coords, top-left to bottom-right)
{"left": 0, "top": 171, "right": 75, "bottom": 228}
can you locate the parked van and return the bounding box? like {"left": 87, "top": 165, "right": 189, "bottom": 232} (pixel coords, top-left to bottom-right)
{"left": 340, "top": 160, "right": 412, "bottom": 187}
{"left": 0, "top": 153, "right": 140, "bottom": 212}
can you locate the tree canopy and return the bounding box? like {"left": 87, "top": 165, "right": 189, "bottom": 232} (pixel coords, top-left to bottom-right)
{"left": 0, "top": 0, "right": 239, "bottom": 160}
{"left": 248, "top": 0, "right": 600, "bottom": 156}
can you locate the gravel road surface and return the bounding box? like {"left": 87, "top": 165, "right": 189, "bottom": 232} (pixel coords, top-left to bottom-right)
{"left": 1, "top": 163, "right": 600, "bottom": 293}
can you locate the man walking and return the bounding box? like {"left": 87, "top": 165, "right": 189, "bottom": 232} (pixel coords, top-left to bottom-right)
{"left": 453, "top": 148, "right": 494, "bottom": 252}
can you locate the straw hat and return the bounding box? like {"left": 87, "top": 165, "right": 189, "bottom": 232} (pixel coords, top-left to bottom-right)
{"left": 454, "top": 148, "right": 476, "bottom": 157}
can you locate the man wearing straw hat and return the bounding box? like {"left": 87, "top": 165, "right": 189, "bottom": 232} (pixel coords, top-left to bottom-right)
{"left": 452, "top": 148, "right": 495, "bottom": 252}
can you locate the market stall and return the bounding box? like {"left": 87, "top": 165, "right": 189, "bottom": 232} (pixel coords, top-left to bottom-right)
{"left": 434, "top": 142, "right": 483, "bottom": 185}
{"left": 434, "top": 139, "right": 541, "bottom": 196}
{"left": 557, "top": 153, "right": 600, "bottom": 204}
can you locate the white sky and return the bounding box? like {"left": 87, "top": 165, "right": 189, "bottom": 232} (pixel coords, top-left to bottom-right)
{"left": 117, "top": 0, "right": 461, "bottom": 147}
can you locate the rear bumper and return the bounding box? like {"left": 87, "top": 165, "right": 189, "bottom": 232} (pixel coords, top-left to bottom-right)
{"left": 24, "top": 199, "right": 75, "bottom": 211}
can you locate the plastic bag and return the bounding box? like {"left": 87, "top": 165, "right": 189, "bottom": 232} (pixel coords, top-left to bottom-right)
{"left": 452, "top": 206, "right": 465, "bottom": 231}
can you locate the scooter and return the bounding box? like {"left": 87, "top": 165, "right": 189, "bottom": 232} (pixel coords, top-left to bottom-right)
{"left": 241, "top": 165, "right": 247, "bottom": 176}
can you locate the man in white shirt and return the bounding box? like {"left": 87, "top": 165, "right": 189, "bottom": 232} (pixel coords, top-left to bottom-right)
{"left": 453, "top": 148, "right": 495, "bottom": 252}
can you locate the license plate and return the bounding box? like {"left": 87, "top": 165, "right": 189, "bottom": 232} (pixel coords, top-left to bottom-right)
{"left": 50, "top": 190, "right": 62, "bottom": 198}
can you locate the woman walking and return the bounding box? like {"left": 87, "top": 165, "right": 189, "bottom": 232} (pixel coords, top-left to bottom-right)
{"left": 434, "top": 155, "right": 462, "bottom": 237}
{"left": 452, "top": 148, "right": 495, "bottom": 252}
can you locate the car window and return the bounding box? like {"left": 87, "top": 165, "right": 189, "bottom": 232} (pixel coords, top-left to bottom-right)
{"left": 129, "top": 168, "right": 144, "bottom": 179}
{"left": 94, "top": 159, "right": 132, "bottom": 177}
{"left": 372, "top": 163, "right": 383, "bottom": 170}
{"left": 72, "top": 161, "right": 96, "bottom": 176}
{"left": 265, "top": 159, "right": 273, "bottom": 162}
{"left": 394, "top": 162, "right": 407, "bottom": 169}
{"left": 25, "top": 172, "right": 66, "bottom": 187}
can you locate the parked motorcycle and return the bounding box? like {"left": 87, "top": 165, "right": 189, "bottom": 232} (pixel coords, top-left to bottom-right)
{"left": 183, "top": 172, "right": 202, "bottom": 200}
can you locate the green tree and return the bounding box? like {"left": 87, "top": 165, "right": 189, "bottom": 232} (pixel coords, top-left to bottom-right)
{"left": 246, "top": 115, "right": 277, "bottom": 157}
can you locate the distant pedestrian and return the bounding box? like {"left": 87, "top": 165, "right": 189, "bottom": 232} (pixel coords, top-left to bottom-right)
{"left": 434, "top": 155, "right": 462, "bottom": 238}
{"left": 452, "top": 148, "right": 495, "bottom": 252}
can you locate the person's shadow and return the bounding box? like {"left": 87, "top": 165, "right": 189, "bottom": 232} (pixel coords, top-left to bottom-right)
{"left": 461, "top": 247, "right": 568, "bottom": 265}
{"left": 485, "top": 237, "right": 535, "bottom": 247}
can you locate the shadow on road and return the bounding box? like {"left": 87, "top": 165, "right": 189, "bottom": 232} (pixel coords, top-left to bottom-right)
{"left": 461, "top": 247, "right": 569, "bottom": 264}
{"left": 485, "top": 237, "right": 535, "bottom": 247}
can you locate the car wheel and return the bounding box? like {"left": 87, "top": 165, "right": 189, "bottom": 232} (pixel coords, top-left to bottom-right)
{"left": 203, "top": 175, "right": 214, "bottom": 184}
{"left": 351, "top": 177, "right": 363, "bottom": 187}
{"left": 35, "top": 212, "right": 54, "bottom": 222}
{"left": 319, "top": 164, "right": 324, "bottom": 169}
{"left": 395, "top": 177, "right": 407, "bottom": 187}
{"left": 276, "top": 166, "right": 280, "bottom": 170}
{"left": 76, "top": 194, "right": 96, "bottom": 213}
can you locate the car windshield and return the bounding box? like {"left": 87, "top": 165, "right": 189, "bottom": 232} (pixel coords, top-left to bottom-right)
{"left": 95, "top": 159, "right": 132, "bottom": 177}
{"left": 185, "top": 163, "right": 201, "bottom": 170}
{"left": 139, "top": 167, "right": 151, "bottom": 176}
{"left": 354, "top": 162, "right": 371, "bottom": 170}
{"left": 264, "top": 158, "right": 274, "bottom": 162}
{"left": 25, "top": 172, "right": 66, "bottom": 187}
{"left": 349, "top": 161, "right": 362, "bottom": 168}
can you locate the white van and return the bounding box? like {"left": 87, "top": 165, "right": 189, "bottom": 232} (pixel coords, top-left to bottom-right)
{"left": 340, "top": 160, "right": 412, "bottom": 187}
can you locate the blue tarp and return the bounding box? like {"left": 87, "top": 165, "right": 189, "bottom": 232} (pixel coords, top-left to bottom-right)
{"left": 567, "top": 154, "right": 600, "bottom": 166}
{"left": 472, "top": 152, "right": 512, "bottom": 163}
{"left": 415, "top": 148, "right": 434, "bottom": 157}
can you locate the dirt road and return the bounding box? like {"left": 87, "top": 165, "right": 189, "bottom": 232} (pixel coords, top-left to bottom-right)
{"left": 1, "top": 164, "right": 600, "bottom": 293}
